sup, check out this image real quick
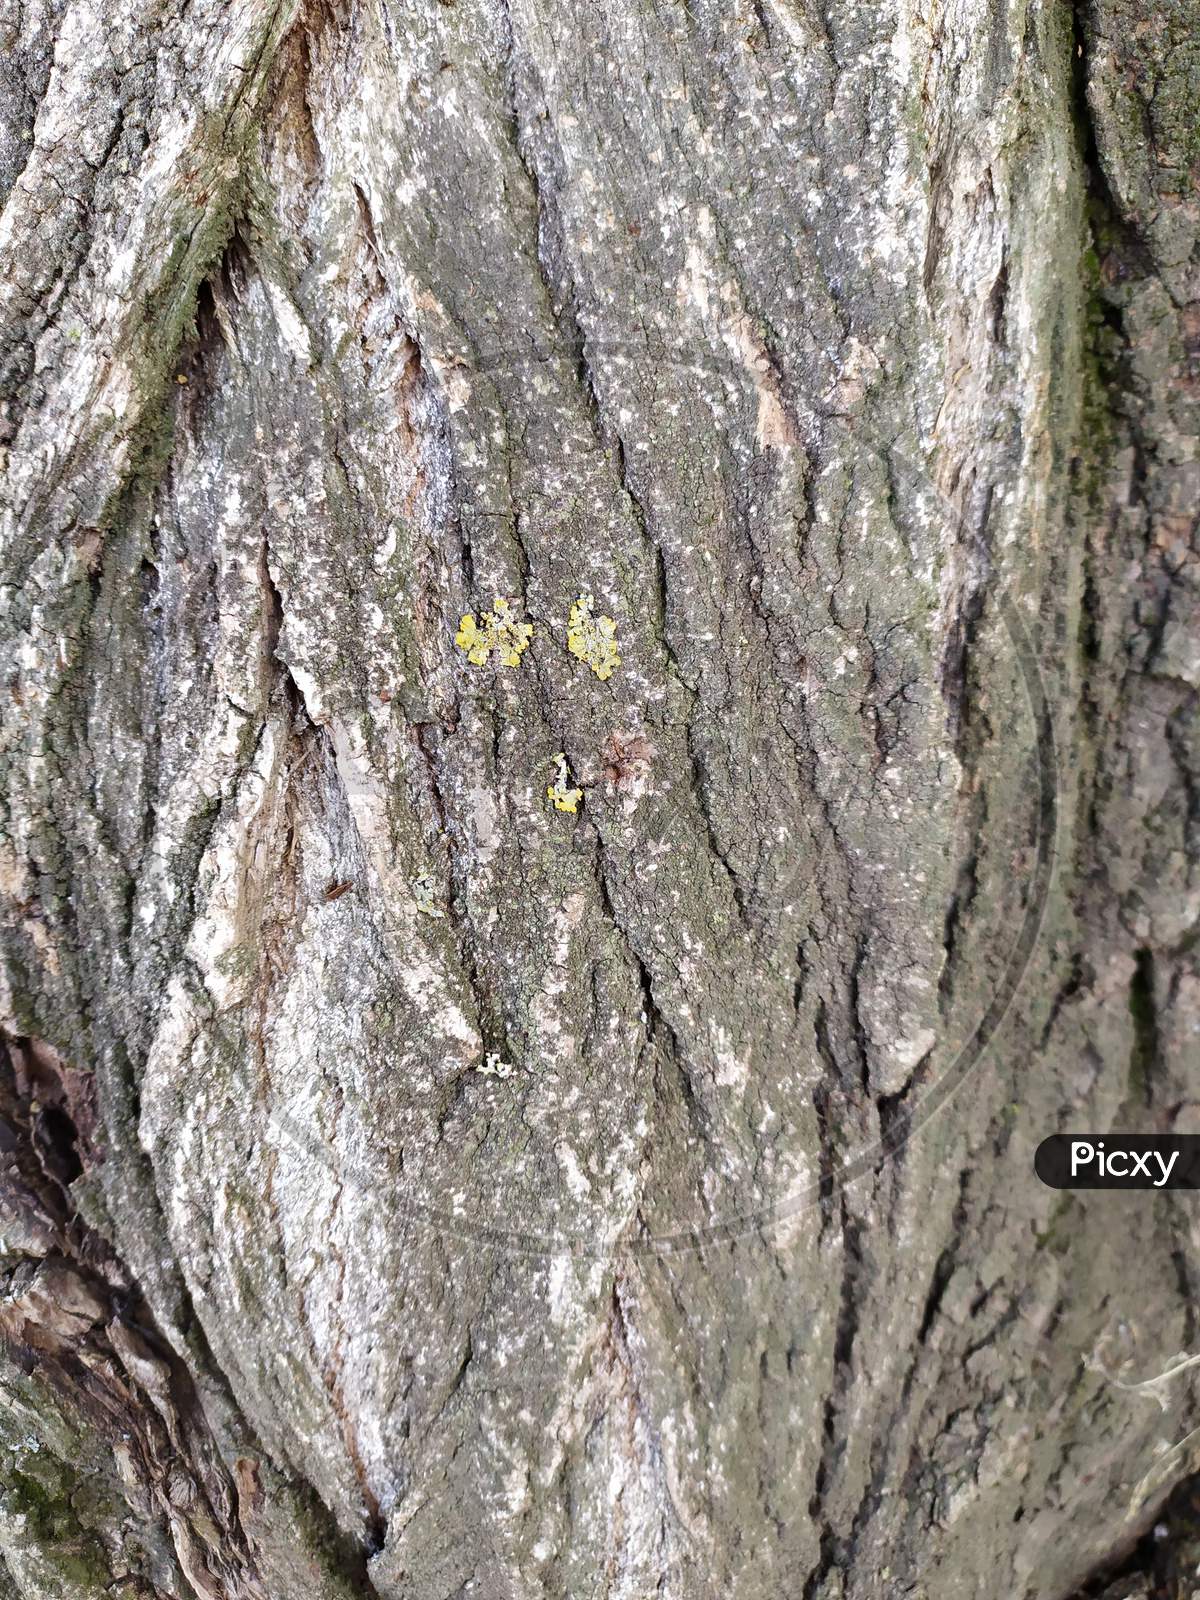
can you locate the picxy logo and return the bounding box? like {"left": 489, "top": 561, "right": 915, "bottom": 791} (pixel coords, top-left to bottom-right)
{"left": 1035, "top": 1134, "right": 1200, "bottom": 1190}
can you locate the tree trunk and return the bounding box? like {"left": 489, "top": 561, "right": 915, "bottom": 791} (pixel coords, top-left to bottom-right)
{"left": 0, "top": 0, "right": 1196, "bottom": 1593}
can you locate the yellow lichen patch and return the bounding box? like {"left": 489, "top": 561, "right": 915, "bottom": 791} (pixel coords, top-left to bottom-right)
{"left": 547, "top": 753, "right": 583, "bottom": 814}
{"left": 454, "top": 597, "right": 534, "bottom": 667}
{"left": 566, "top": 593, "right": 620, "bottom": 680}
{"left": 476, "top": 1051, "right": 516, "bottom": 1078}
{"left": 412, "top": 871, "right": 445, "bottom": 918}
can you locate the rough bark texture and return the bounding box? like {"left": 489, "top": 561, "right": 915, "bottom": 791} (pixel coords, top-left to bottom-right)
{"left": 0, "top": 0, "right": 1197, "bottom": 1594}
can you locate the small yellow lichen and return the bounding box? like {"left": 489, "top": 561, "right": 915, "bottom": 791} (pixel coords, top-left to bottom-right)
{"left": 566, "top": 593, "right": 620, "bottom": 680}
{"left": 412, "top": 872, "right": 445, "bottom": 918}
{"left": 547, "top": 752, "right": 583, "bottom": 814}
{"left": 454, "top": 597, "right": 533, "bottom": 667}
{"left": 476, "top": 1051, "right": 516, "bottom": 1079}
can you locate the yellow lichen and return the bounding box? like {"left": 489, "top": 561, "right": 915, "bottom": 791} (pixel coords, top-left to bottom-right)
{"left": 547, "top": 752, "right": 583, "bottom": 814}
{"left": 412, "top": 871, "right": 445, "bottom": 918}
{"left": 476, "top": 1051, "right": 516, "bottom": 1078}
{"left": 454, "top": 597, "right": 533, "bottom": 667}
{"left": 566, "top": 593, "right": 620, "bottom": 680}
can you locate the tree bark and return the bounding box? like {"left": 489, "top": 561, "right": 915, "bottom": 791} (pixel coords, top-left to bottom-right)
{"left": 0, "top": 0, "right": 1196, "bottom": 1594}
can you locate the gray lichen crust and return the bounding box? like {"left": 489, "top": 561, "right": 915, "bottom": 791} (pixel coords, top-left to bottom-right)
{"left": 0, "top": 0, "right": 1196, "bottom": 1595}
